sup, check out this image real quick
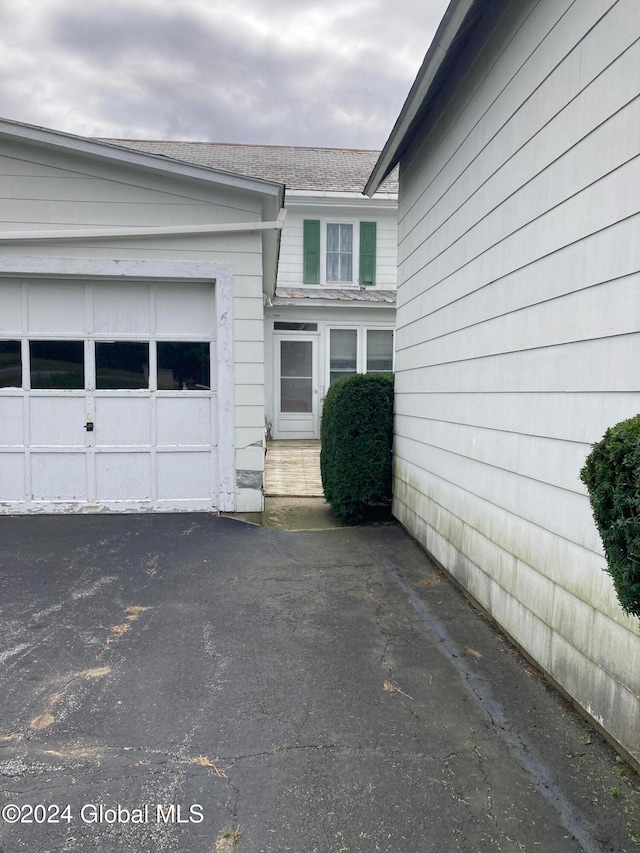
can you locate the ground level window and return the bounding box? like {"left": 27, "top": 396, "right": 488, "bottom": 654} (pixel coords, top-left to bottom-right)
{"left": 30, "top": 341, "right": 84, "bottom": 389}
{"left": 330, "top": 329, "right": 357, "bottom": 384}
{"left": 366, "top": 330, "right": 394, "bottom": 372}
{"left": 157, "top": 342, "right": 210, "bottom": 390}
{"left": 96, "top": 342, "right": 148, "bottom": 389}
{"left": 0, "top": 341, "right": 22, "bottom": 388}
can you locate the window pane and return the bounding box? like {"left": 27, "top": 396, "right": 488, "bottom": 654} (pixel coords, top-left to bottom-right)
{"left": 327, "top": 223, "right": 340, "bottom": 252}
{"left": 96, "top": 342, "right": 148, "bottom": 389}
{"left": 340, "top": 224, "right": 352, "bottom": 252}
{"left": 330, "top": 329, "right": 357, "bottom": 384}
{"left": 30, "top": 341, "right": 84, "bottom": 389}
{"left": 0, "top": 341, "right": 22, "bottom": 388}
{"left": 280, "top": 340, "right": 313, "bottom": 412}
{"left": 367, "top": 330, "right": 394, "bottom": 372}
{"left": 327, "top": 223, "right": 353, "bottom": 283}
{"left": 274, "top": 322, "right": 318, "bottom": 331}
{"left": 157, "top": 342, "right": 210, "bottom": 390}
{"left": 281, "top": 340, "right": 312, "bottom": 378}
{"left": 327, "top": 253, "right": 341, "bottom": 282}
{"left": 340, "top": 252, "right": 353, "bottom": 282}
{"left": 281, "top": 378, "right": 312, "bottom": 412}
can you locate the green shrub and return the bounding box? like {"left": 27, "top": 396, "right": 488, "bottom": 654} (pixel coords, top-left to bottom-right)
{"left": 320, "top": 373, "right": 394, "bottom": 523}
{"left": 580, "top": 414, "right": 640, "bottom": 618}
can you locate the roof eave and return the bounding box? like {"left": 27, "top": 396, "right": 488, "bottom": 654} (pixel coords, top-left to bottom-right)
{"left": 0, "top": 117, "right": 285, "bottom": 204}
{"left": 365, "top": 0, "right": 485, "bottom": 196}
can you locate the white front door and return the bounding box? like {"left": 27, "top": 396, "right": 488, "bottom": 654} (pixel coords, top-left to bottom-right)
{"left": 0, "top": 279, "right": 220, "bottom": 513}
{"left": 273, "top": 335, "right": 319, "bottom": 439}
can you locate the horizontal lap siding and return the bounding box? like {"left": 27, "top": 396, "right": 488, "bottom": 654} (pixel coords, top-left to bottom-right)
{"left": 0, "top": 142, "right": 260, "bottom": 225}
{"left": 395, "top": 0, "right": 640, "bottom": 762}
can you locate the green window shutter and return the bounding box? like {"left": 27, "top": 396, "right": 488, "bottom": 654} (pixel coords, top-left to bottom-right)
{"left": 303, "top": 220, "right": 320, "bottom": 284}
{"left": 359, "top": 221, "right": 376, "bottom": 285}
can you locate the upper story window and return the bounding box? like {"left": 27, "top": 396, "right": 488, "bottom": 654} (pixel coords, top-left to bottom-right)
{"left": 303, "top": 220, "right": 377, "bottom": 286}
{"left": 327, "top": 223, "right": 353, "bottom": 282}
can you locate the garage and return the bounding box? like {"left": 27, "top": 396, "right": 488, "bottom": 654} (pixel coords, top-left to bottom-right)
{"left": 0, "top": 119, "right": 287, "bottom": 514}
{"left": 0, "top": 275, "right": 226, "bottom": 513}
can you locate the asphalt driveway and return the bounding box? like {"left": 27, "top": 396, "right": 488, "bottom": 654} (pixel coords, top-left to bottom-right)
{"left": 0, "top": 514, "right": 638, "bottom": 853}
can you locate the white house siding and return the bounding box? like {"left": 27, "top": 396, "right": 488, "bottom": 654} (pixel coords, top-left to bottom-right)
{"left": 394, "top": 0, "right": 640, "bottom": 762}
{"left": 0, "top": 136, "right": 273, "bottom": 512}
{"left": 277, "top": 205, "right": 398, "bottom": 289}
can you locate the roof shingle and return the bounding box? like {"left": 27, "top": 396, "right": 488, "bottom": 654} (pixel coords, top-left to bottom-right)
{"left": 99, "top": 140, "right": 398, "bottom": 195}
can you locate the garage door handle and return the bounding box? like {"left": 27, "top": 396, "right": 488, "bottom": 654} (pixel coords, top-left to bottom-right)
{"left": 84, "top": 422, "right": 94, "bottom": 432}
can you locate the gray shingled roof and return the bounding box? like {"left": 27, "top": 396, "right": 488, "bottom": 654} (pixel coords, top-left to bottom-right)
{"left": 99, "top": 140, "right": 398, "bottom": 195}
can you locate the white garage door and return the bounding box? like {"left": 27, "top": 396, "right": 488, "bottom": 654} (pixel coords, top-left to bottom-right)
{"left": 0, "top": 279, "right": 220, "bottom": 513}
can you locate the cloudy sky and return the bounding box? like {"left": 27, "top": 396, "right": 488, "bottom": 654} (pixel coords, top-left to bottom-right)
{"left": 0, "top": 0, "right": 450, "bottom": 150}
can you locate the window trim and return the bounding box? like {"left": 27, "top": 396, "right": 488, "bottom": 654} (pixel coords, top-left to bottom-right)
{"left": 326, "top": 325, "right": 394, "bottom": 390}
{"left": 321, "top": 219, "right": 359, "bottom": 286}
{"left": 303, "top": 218, "right": 377, "bottom": 287}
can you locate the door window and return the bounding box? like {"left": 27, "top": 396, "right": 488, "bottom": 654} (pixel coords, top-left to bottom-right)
{"left": 280, "top": 340, "right": 313, "bottom": 412}
{"left": 96, "top": 342, "right": 148, "bottom": 389}
{"left": 157, "top": 342, "right": 210, "bottom": 390}
{"left": 30, "top": 341, "right": 84, "bottom": 389}
{"left": 0, "top": 341, "right": 22, "bottom": 388}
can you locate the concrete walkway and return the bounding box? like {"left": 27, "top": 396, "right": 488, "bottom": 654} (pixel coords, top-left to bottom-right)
{"left": 0, "top": 514, "right": 638, "bottom": 853}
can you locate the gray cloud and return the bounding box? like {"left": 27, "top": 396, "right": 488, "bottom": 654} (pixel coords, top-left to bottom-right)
{"left": 0, "top": 0, "right": 450, "bottom": 148}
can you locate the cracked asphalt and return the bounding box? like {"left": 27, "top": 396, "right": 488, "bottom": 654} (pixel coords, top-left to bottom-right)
{"left": 0, "top": 514, "right": 639, "bottom": 853}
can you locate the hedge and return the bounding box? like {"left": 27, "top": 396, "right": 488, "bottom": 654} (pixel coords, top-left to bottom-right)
{"left": 580, "top": 414, "right": 640, "bottom": 618}
{"left": 320, "top": 372, "right": 394, "bottom": 523}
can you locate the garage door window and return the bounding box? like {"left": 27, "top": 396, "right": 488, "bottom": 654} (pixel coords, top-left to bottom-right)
{"left": 0, "top": 341, "right": 21, "bottom": 388}
{"left": 157, "top": 342, "right": 210, "bottom": 390}
{"left": 30, "top": 341, "right": 84, "bottom": 389}
{"left": 96, "top": 342, "right": 148, "bottom": 389}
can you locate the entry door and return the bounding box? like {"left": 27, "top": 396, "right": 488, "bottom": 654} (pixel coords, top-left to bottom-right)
{"left": 274, "top": 335, "right": 318, "bottom": 439}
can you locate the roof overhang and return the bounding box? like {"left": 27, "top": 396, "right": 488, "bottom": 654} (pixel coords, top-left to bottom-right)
{"left": 0, "top": 117, "right": 285, "bottom": 208}
{"left": 365, "top": 0, "right": 506, "bottom": 196}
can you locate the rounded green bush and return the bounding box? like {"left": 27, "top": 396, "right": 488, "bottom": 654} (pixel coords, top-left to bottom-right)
{"left": 580, "top": 414, "right": 640, "bottom": 618}
{"left": 320, "top": 372, "right": 394, "bottom": 523}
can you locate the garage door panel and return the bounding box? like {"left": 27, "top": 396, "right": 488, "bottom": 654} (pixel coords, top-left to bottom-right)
{"left": 30, "top": 397, "right": 86, "bottom": 447}
{"left": 155, "top": 285, "right": 215, "bottom": 336}
{"left": 0, "top": 398, "right": 24, "bottom": 445}
{"left": 31, "top": 453, "right": 86, "bottom": 501}
{"left": 156, "top": 397, "right": 214, "bottom": 446}
{"left": 27, "top": 282, "right": 85, "bottom": 335}
{"left": 94, "top": 397, "right": 151, "bottom": 446}
{"left": 95, "top": 453, "right": 151, "bottom": 500}
{"left": 93, "top": 283, "right": 151, "bottom": 334}
{"left": 0, "top": 283, "right": 22, "bottom": 333}
{"left": 157, "top": 452, "right": 213, "bottom": 500}
{"left": 0, "top": 454, "right": 25, "bottom": 500}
